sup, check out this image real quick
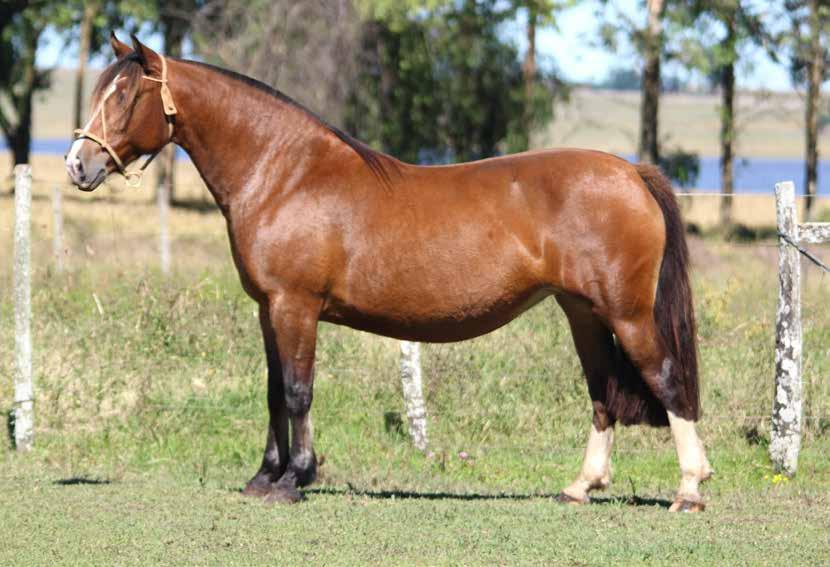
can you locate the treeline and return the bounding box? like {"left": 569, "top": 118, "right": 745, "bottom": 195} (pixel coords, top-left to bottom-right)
{"left": 1, "top": 1, "right": 828, "bottom": 224}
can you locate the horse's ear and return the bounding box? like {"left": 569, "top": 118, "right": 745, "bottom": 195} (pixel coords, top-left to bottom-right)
{"left": 110, "top": 32, "right": 133, "bottom": 59}
{"left": 130, "top": 34, "right": 163, "bottom": 75}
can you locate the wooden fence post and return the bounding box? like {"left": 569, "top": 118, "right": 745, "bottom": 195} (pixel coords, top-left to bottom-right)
{"left": 771, "top": 181, "right": 801, "bottom": 476}
{"left": 400, "top": 341, "right": 428, "bottom": 451}
{"left": 52, "top": 186, "right": 64, "bottom": 274}
{"left": 13, "top": 165, "right": 34, "bottom": 452}
{"left": 158, "top": 182, "right": 171, "bottom": 275}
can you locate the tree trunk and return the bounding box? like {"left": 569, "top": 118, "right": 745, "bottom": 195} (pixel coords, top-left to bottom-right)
{"left": 11, "top": 127, "right": 31, "bottom": 167}
{"left": 639, "top": 0, "right": 664, "bottom": 165}
{"left": 719, "top": 16, "right": 736, "bottom": 229}
{"left": 804, "top": 0, "right": 823, "bottom": 222}
{"left": 11, "top": 28, "right": 38, "bottom": 169}
{"left": 521, "top": 5, "right": 538, "bottom": 151}
{"left": 73, "top": 2, "right": 96, "bottom": 132}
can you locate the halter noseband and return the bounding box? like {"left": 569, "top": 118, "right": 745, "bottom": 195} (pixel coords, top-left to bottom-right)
{"left": 73, "top": 54, "right": 178, "bottom": 188}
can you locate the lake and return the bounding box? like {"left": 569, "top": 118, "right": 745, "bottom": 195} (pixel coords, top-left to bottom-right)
{"left": 4, "top": 139, "right": 828, "bottom": 195}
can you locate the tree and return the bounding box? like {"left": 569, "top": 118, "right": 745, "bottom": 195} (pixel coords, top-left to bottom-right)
{"left": 671, "top": 1, "right": 770, "bottom": 227}
{"left": 783, "top": 0, "right": 830, "bottom": 221}
{"left": 640, "top": 0, "right": 666, "bottom": 165}
{"left": 73, "top": 1, "right": 97, "bottom": 132}
{"left": 0, "top": 5, "right": 54, "bottom": 173}
{"left": 513, "top": 0, "right": 574, "bottom": 150}
{"left": 191, "top": 0, "right": 361, "bottom": 127}
{"left": 347, "top": 0, "right": 558, "bottom": 163}
{"left": 153, "top": 0, "right": 198, "bottom": 203}
{"left": 598, "top": 0, "right": 668, "bottom": 164}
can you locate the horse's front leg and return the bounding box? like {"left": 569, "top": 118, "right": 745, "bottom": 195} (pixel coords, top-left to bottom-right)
{"left": 243, "top": 303, "right": 290, "bottom": 497}
{"left": 261, "top": 292, "right": 322, "bottom": 505}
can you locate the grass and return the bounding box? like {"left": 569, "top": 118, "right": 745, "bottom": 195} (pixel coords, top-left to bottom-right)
{"left": 0, "top": 179, "right": 829, "bottom": 564}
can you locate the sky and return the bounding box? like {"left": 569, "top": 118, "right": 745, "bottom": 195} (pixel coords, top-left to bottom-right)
{"left": 35, "top": 0, "right": 793, "bottom": 92}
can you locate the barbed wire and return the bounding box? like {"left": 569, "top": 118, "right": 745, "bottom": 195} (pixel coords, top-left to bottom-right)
{"left": 779, "top": 232, "right": 830, "bottom": 273}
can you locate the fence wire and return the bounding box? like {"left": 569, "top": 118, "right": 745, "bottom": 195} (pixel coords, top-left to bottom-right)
{"left": 3, "top": 172, "right": 829, "bottom": 465}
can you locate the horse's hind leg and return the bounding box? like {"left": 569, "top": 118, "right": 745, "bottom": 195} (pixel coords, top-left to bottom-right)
{"left": 611, "top": 312, "right": 712, "bottom": 511}
{"left": 555, "top": 295, "right": 617, "bottom": 504}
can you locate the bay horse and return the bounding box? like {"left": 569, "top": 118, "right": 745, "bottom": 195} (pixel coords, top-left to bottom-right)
{"left": 66, "top": 34, "right": 712, "bottom": 511}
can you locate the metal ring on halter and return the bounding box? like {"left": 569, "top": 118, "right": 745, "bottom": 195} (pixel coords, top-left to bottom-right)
{"left": 73, "top": 54, "right": 178, "bottom": 188}
{"left": 124, "top": 171, "right": 144, "bottom": 188}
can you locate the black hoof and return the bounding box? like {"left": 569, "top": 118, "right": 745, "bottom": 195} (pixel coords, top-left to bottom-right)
{"left": 554, "top": 492, "right": 588, "bottom": 505}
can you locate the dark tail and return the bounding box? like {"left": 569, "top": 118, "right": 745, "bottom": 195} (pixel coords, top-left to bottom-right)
{"left": 606, "top": 165, "right": 700, "bottom": 427}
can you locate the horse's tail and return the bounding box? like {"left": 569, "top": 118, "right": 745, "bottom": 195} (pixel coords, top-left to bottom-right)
{"left": 606, "top": 165, "right": 700, "bottom": 427}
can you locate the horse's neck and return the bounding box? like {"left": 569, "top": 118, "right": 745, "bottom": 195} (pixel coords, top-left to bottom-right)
{"left": 171, "top": 62, "right": 329, "bottom": 214}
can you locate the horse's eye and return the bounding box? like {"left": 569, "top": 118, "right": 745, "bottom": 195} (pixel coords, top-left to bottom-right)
{"left": 116, "top": 91, "right": 125, "bottom": 104}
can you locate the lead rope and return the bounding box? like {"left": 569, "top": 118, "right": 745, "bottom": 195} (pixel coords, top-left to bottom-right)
{"left": 73, "top": 54, "right": 178, "bottom": 188}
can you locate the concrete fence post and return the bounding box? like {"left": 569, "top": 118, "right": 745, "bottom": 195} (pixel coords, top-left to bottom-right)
{"left": 770, "top": 181, "right": 801, "bottom": 476}
{"left": 400, "top": 341, "right": 428, "bottom": 452}
{"left": 13, "top": 165, "right": 34, "bottom": 452}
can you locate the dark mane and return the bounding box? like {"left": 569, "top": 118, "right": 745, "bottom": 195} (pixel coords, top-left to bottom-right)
{"left": 180, "top": 60, "right": 400, "bottom": 185}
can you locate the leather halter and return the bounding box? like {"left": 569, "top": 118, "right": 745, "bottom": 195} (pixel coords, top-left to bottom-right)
{"left": 73, "top": 54, "right": 178, "bottom": 187}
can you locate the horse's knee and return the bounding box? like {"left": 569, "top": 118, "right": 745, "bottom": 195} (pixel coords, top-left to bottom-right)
{"left": 284, "top": 380, "right": 312, "bottom": 416}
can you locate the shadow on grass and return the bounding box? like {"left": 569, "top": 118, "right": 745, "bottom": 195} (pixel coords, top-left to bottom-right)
{"left": 590, "top": 495, "right": 672, "bottom": 509}
{"left": 53, "top": 477, "right": 112, "bottom": 486}
{"left": 304, "top": 486, "right": 671, "bottom": 508}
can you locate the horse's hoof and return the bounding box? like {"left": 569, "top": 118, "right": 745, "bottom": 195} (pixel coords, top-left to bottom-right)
{"left": 555, "top": 492, "right": 588, "bottom": 505}
{"left": 242, "top": 475, "right": 274, "bottom": 498}
{"left": 669, "top": 499, "right": 705, "bottom": 513}
{"left": 264, "top": 484, "right": 305, "bottom": 505}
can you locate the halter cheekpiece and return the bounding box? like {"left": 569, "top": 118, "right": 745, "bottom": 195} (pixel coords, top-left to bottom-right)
{"left": 73, "top": 54, "right": 178, "bottom": 188}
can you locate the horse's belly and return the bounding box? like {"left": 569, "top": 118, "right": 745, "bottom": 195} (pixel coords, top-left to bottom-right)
{"left": 321, "top": 285, "right": 552, "bottom": 343}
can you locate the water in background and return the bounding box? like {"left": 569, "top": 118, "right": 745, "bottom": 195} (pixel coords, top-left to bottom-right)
{"left": 5, "top": 139, "right": 829, "bottom": 195}
{"left": 693, "top": 156, "right": 830, "bottom": 194}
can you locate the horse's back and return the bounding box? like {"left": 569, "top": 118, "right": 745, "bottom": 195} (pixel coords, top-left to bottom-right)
{"left": 318, "top": 148, "right": 665, "bottom": 340}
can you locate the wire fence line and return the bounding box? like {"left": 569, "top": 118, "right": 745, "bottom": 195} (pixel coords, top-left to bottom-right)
{"left": 5, "top": 168, "right": 829, "bottom": 461}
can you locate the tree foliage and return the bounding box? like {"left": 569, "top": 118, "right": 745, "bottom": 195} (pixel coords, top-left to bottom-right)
{"left": 191, "top": 0, "right": 361, "bottom": 127}
{"left": 347, "top": 0, "right": 561, "bottom": 163}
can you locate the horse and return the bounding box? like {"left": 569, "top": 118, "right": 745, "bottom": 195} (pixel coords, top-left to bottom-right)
{"left": 65, "top": 34, "right": 712, "bottom": 511}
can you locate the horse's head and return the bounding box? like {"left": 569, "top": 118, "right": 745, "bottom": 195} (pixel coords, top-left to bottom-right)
{"left": 65, "top": 33, "right": 176, "bottom": 191}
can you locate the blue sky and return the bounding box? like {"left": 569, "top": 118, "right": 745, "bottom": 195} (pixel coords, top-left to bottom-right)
{"left": 36, "top": 0, "right": 793, "bottom": 91}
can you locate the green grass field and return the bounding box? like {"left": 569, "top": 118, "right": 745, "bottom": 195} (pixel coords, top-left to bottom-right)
{"left": 1, "top": 180, "right": 830, "bottom": 564}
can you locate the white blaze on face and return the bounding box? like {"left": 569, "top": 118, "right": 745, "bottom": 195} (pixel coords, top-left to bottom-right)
{"left": 65, "top": 75, "right": 124, "bottom": 168}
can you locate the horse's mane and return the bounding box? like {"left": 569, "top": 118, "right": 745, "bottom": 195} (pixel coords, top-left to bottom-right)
{"left": 181, "top": 60, "right": 400, "bottom": 185}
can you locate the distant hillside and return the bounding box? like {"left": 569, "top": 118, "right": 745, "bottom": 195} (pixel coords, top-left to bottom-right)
{"left": 536, "top": 88, "right": 819, "bottom": 159}
{"left": 33, "top": 69, "right": 820, "bottom": 160}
